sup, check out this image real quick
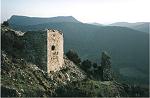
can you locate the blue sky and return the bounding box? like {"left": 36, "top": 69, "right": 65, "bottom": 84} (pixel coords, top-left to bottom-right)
{"left": 1, "top": 0, "right": 150, "bottom": 24}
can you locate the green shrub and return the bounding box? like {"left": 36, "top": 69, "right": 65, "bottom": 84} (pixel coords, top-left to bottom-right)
{"left": 66, "top": 49, "right": 81, "bottom": 65}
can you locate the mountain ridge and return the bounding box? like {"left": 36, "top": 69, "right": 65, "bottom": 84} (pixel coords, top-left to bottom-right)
{"left": 8, "top": 15, "right": 80, "bottom": 26}
{"left": 8, "top": 15, "right": 149, "bottom": 33}
{"left": 109, "top": 22, "right": 149, "bottom": 33}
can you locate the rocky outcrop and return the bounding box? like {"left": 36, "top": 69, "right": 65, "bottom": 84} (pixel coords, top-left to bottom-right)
{"left": 101, "top": 51, "right": 113, "bottom": 81}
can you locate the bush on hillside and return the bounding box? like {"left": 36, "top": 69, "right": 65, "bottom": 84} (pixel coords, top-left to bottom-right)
{"left": 66, "top": 49, "right": 81, "bottom": 65}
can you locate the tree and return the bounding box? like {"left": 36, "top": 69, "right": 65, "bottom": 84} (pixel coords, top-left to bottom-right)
{"left": 66, "top": 49, "right": 81, "bottom": 65}
{"left": 92, "top": 63, "right": 103, "bottom": 80}
{"left": 2, "top": 21, "right": 9, "bottom": 27}
{"left": 93, "top": 63, "right": 97, "bottom": 69}
{"left": 81, "top": 59, "right": 92, "bottom": 72}
{"left": 101, "top": 51, "right": 113, "bottom": 81}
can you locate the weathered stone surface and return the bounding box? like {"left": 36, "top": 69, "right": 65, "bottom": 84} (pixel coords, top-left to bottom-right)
{"left": 47, "top": 29, "right": 64, "bottom": 73}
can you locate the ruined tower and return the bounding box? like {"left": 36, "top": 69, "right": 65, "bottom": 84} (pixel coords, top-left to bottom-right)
{"left": 47, "top": 29, "right": 64, "bottom": 73}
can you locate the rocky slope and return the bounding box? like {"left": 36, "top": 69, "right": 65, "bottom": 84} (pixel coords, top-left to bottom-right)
{"left": 1, "top": 25, "right": 148, "bottom": 97}
{"left": 1, "top": 25, "right": 85, "bottom": 97}
{"left": 1, "top": 50, "right": 86, "bottom": 97}
{"left": 1, "top": 50, "right": 127, "bottom": 97}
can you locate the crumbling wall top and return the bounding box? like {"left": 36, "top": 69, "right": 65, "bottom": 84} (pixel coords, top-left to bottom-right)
{"left": 47, "top": 29, "right": 63, "bottom": 35}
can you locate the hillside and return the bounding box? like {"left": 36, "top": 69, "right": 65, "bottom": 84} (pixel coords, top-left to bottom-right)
{"left": 1, "top": 25, "right": 86, "bottom": 97}
{"left": 8, "top": 15, "right": 149, "bottom": 85}
{"left": 109, "top": 22, "right": 149, "bottom": 33}
{"left": 2, "top": 25, "right": 149, "bottom": 97}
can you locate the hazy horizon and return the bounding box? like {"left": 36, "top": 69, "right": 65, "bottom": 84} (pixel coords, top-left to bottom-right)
{"left": 4, "top": 15, "right": 150, "bottom": 25}
{"left": 1, "top": 0, "right": 150, "bottom": 24}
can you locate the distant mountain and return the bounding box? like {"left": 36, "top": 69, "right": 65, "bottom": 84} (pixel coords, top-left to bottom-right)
{"left": 8, "top": 16, "right": 149, "bottom": 85}
{"left": 87, "top": 22, "right": 103, "bottom": 26}
{"left": 109, "top": 22, "right": 149, "bottom": 33}
{"left": 8, "top": 15, "right": 80, "bottom": 26}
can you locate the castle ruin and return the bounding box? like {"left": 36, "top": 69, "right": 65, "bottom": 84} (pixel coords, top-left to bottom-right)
{"left": 47, "top": 29, "right": 64, "bottom": 73}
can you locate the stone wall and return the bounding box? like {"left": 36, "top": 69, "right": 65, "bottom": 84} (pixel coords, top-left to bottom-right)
{"left": 47, "top": 29, "right": 64, "bottom": 73}
{"left": 23, "top": 30, "right": 47, "bottom": 71}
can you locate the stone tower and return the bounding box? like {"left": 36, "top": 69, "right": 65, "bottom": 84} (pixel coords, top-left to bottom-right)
{"left": 47, "top": 29, "right": 64, "bottom": 73}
